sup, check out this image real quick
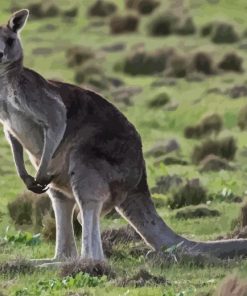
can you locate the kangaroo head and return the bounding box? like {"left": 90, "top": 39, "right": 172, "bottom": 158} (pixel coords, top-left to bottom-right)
{"left": 0, "top": 9, "right": 29, "bottom": 65}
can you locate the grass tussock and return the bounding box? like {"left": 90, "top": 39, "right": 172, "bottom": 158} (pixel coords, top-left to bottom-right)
{"left": 148, "top": 92, "right": 170, "bottom": 108}
{"left": 199, "top": 154, "right": 234, "bottom": 172}
{"left": 110, "top": 13, "right": 139, "bottom": 34}
{"left": 125, "top": 0, "right": 160, "bottom": 15}
{"left": 27, "top": 2, "right": 60, "bottom": 19}
{"left": 66, "top": 46, "right": 95, "bottom": 68}
{"left": 120, "top": 48, "right": 174, "bottom": 75}
{"left": 88, "top": 1, "right": 117, "bottom": 17}
{"left": 189, "top": 52, "right": 215, "bottom": 75}
{"left": 192, "top": 136, "right": 237, "bottom": 164}
{"left": 184, "top": 113, "right": 223, "bottom": 139}
{"left": 167, "top": 179, "right": 208, "bottom": 209}
{"left": 218, "top": 52, "right": 243, "bottom": 72}
{"left": 175, "top": 205, "right": 220, "bottom": 219}
{"left": 0, "top": 258, "right": 35, "bottom": 277}
{"left": 148, "top": 11, "right": 196, "bottom": 36}
{"left": 211, "top": 22, "right": 239, "bottom": 44}
{"left": 238, "top": 104, "right": 247, "bottom": 130}
{"left": 59, "top": 260, "right": 114, "bottom": 278}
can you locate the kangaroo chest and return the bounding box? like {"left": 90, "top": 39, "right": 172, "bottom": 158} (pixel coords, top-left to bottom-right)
{"left": 0, "top": 85, "right": 43, "bottom": 156}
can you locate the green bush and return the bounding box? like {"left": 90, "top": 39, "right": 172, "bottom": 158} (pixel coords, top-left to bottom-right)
{"left": 167, "top": 179, "right": 208, "bottom": 209}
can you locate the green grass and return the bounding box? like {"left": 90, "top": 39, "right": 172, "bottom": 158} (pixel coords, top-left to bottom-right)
{"left": 1, "top": 0, "right": 247, "bottom": 295}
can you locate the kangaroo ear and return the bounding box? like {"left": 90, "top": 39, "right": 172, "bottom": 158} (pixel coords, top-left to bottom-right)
{"left": 8, "top": 9, "right": 29, "bottom": 33}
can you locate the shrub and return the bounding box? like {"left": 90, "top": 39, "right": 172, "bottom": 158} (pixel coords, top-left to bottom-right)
{"left": 125, "top": 0, "right": 160, "bottom": 15}
{"left": 190, "top": 52, "right": 214, "bottom": 75}
{"left": 175, "top": 205, "right": 220, "bottom": 219}
{"left": 8, "top": 192, "right": 35, "bottom": 225}
{"left": 238, "top": 104, "right": 247, "bottom": 130}
{"left": 218, "top": 52, "right": 243, "bottom": 72}
{"left": 192, "top": 136, "right": 237, "bottom": 164}
{"left": 167, "top": 179, "right": 207, "bottom": 209}
{"left": 148, "top": 93, "right": 170, "bottom": 108}
{"left": 121, "top": 48, "right": 174, "bottom": 75}
{"left": 148, "top": 11, "right": 179, "bottom": 36}
{"left": 211, "top": 22, "right": 239, "bottom": 44}
{"left": 88, "top": 0, "right": 117, "bottom": 17}
{"left": 175, "top": 16, "right": 196, "bottom": 35}
{"left": 66, "top": 46, "right": 95, "bottom": 68}
{"left": 165, "top": 53, "right": 188, "bottom": 78}
{"left": 184, "top": 113, "right": 223, "bottom": 139}
{"left": 110, "top": 13, "right": 139, "bottom": 34}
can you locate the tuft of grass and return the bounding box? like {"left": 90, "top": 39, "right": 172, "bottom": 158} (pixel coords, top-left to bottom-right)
{"left": 110, "top": 13, "right": 139, "bottom": 34}
{"left": 218, "top": 52, "right": 243, "bottom": 73}
{"left": 167, "top": 179, "right": 208, "bottom": 209}
{"left": 88, "top": 1, "right": 117, "bottom": 17}
{"left": 191, "top": 136, "right": 237, "bottom": 164}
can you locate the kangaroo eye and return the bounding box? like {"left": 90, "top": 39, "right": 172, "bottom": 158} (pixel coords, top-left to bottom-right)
{"left": 6, "top": 38, "right": 14, "bottom": 47}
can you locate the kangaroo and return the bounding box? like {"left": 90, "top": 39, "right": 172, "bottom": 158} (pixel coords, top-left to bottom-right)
{"left": 1, "top": 9, "right": 247, "bottom": 265}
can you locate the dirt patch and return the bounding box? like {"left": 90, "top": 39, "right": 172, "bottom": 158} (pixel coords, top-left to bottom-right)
{"left": 115, "top": 268, "right": 168, "bottom": 287}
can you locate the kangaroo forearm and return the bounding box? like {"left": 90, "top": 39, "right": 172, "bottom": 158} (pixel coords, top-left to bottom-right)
{"left": 36, "top": 124, "right": 66, "bottom": 180}
{"left": 7, "top": 132, "right": 28, "bottom": 178}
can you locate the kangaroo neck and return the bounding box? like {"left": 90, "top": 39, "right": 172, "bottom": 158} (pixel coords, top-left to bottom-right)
{"left": 0, "top": 58, "right": 23, "bottom": 85}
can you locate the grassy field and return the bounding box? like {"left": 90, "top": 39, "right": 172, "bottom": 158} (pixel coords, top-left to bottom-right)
{"left": 1, "top": 0, "right": 247, "bottom": 295}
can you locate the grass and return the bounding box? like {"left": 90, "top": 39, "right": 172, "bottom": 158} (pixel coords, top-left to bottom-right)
{"left": 1, "top": 0, "right": 247, "bottom": 295}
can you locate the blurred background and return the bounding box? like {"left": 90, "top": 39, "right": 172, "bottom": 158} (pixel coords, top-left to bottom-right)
{"left": 1, "top": 0, "right": 247, "bottom": 295}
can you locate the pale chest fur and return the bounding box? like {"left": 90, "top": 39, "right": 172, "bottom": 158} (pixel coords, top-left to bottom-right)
{"left": 0, "top": 85, "right": 43, "bottom": 156}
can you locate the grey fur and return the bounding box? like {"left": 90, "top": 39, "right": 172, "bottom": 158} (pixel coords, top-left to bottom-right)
{"left": 1, "top": 10, "right": 247, "bottom": 265}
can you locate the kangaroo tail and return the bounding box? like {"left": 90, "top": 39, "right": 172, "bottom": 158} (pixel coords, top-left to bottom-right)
{"left": 116, "top": 173, "right": 247, "bottom": 259}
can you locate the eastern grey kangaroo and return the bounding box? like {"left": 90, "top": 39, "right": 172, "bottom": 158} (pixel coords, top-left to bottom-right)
{"left": 1, "top": 9, "right": 247, "bottom": 265}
